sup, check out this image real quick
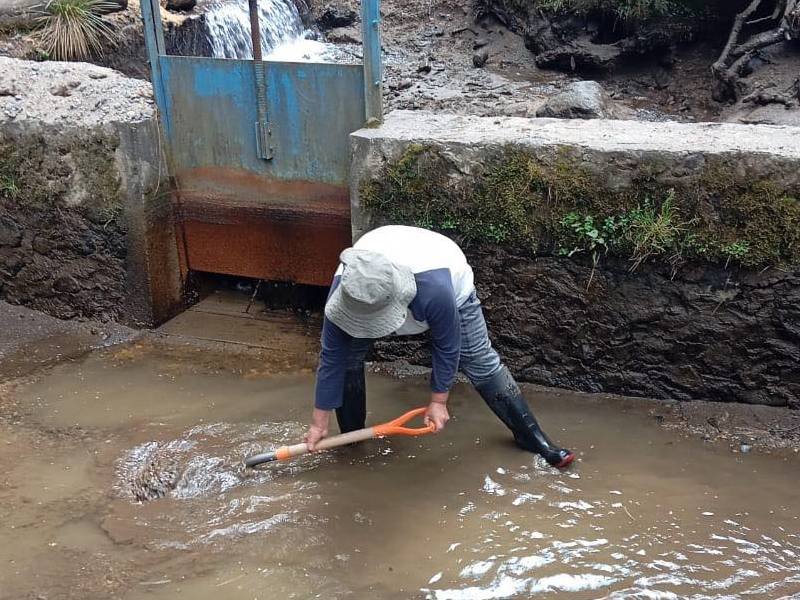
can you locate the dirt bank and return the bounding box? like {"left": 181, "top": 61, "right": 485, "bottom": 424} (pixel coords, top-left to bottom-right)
{"left": 0, "top": 57, "right": 182, "bottom": 325}
{"left": 3, "top": 0, "right": 799, "bottom": 124}
{"left": 372, "top": 250, "right": 800, "bottom": 409}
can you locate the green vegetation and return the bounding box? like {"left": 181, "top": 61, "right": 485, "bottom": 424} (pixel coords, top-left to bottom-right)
{"left": 361, "top": 145, "right": 800, "bottom": 272}
{"left": 35, "top": 0, "right": 117, "bottom": 61}
{"left": 0, "top": 174, "right": 20, "bottom": 200}
{"left": 532, "top": 0, "right": 699, "bottom": 21}
{"left": 0, "top": 137, "right": 123, "bottom": 225}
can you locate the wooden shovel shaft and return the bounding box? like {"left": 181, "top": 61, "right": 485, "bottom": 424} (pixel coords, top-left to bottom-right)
{"left": 245, "top": 427, "right": 376, "bottom": 467}
{"left": 244, "top": 407, "right": 433, "bottom": 468}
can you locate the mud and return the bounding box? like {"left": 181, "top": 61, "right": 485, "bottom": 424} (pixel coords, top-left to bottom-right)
{"left": 2, "top": 338, "right": 800, "bottom": 599}
{"left": 0, "top": 300, "right": 135, "bottom": 381}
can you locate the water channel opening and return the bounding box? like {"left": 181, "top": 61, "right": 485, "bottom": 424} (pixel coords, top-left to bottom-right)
{"left": 193, "top": 272, "right": 329, "bottom": 314}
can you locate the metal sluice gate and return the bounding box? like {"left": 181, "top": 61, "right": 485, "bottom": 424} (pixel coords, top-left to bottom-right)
{"left": 140, "top": 0, "right": 382, "bottom": 286}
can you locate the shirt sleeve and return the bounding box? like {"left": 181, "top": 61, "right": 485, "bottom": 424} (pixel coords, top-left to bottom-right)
{"left": 314, "top": 276, "right": 351, "bottom": 410}
{"left": 314, "top": 317, "right": 353, "bottom": 410}
{"left": 422, "top": 277, "right": 461, "bottom": 393}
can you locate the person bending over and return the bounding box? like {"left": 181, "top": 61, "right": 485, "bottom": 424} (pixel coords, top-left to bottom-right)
{"left": 304, "top": 225, "right": 574, "bottom": 468}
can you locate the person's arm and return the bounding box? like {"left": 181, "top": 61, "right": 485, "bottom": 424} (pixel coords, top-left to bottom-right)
{"left": 421, "top": 274, "right": 461, "bottom": 431}
{"left": 308, "top": 283, "right": 351, "bottom": 449}
{"left": 314, "top": 317, "right": 351, "bottom": 412}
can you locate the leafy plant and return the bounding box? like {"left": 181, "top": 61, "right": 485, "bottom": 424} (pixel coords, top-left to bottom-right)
{"left": 559, "top": 212, "right": 620, "bottom": 288}
{"left": 36, "top": 0, "right": 117, "bottom": 61}
{"left": 721, "top": 241, "right": 750, "bottom": 267}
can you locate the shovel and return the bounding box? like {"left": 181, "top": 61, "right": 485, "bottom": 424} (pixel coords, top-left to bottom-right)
{"left": 245, "top": 407, "right": 435, "bottom": 468}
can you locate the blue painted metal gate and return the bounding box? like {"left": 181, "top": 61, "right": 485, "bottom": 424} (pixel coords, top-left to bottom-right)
{"left": 140, "top": 0, "right": 381, "bottom": 286}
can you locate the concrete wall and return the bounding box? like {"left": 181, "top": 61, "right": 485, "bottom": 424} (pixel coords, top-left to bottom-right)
{"left": 350, "top": 111, "right": 800, "bottom": 407}
{"left": 0, "top": 57, "right": 183, "bottom": 326}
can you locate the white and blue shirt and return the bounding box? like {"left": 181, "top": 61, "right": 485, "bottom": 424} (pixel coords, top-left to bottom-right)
{"left": 315, "top": 225, "right": 475, "bottom": 410}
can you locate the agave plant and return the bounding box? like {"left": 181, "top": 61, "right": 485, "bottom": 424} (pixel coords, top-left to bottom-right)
{"left": 36, "top": 0, "right": 118, "bottom": 60}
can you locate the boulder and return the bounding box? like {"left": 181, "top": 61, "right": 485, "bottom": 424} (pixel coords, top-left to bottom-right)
{"left": 535, "top": 81, "right": 617, "bottom": 119}
{"left": 318, "top": 3, "right": 357, "bottom": 30}
{"left": 0, "top": 216, "right": 22, "bottom": 247}
{"left": 165, "top": 0, "right": 196, "bottom": 11}
{"left": 472, "top": 49, "right": 489, "bottom": 68}
{"left": 534, "top": 41, "right": 622, "bottom": 73}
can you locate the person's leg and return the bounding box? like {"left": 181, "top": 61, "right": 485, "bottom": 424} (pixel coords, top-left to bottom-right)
{"left": 335, "top": 337, "right": 374, "bottom": 433}
{"left": 458, "top": 291, "right": 574, "bottom": 468}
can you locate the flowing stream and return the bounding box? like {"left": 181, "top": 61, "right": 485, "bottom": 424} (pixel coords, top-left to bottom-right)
{"left": 204, "top": 0, "right": 336, "bottom": 61}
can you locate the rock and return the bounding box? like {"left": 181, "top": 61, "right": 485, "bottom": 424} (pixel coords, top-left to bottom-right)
{"left": 0, "top": 217, "right": 22, "bottom": 247}
{"left": 32, "top": 237, "right": 53, "bottom": 255}
{"left": 417, "top": 63, "right": 432, "bottom": 75}
{"left": 392, "top": 78, "right": 413, "bottom": 91}
{"left": 726, "top": 103, "right": 800, "bottom": 127}
{"left": 165, "top": 0, "right": 196, "bottom": 11}
{"left": 325, "top": 26, "right": 360, "bottom": 44}
{"left": 535, "top": 81, "right": 617, "bottom": 119}
{"left": 0, "top": 83, "right": 18, "bottom": 96}
{"left": 49, "top": 83, "right": 77, "bottom": 97}
{"left": 318, "top": 3, "right": 357, "bottom": 30}
{"left": 472, "top": 49, "right": 489, "bottom": 68}
{"left": 53, "top": 275, "right": 81, "bottom": 294}
{"left": 473, "top": 37, "right": 488, "bottom": 49}
{"left": 534, "top": 41, "right": 621, "bottom": 73}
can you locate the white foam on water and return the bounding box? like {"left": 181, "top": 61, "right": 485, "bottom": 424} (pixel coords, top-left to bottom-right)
{"left": 204, "top": 0, "right": 351, "bottom": 63}
{"left": 205, "top": 0, "right": 305, "bottom": 59}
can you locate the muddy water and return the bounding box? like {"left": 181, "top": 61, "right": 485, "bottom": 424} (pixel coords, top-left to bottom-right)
{"left": 2, "top": 345, "right": 799, "bottom": 599}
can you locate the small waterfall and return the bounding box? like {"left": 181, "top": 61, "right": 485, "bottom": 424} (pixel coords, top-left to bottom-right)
{"left": 205, "top": 0, "right": 306, "bottom": 59}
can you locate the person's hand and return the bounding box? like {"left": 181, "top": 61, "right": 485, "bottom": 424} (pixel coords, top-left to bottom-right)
{"left": 304, "top": 408, "right": 332, "bottom": 451}
{"left": 424, "top": 394, "right": 450, "bottom": 432}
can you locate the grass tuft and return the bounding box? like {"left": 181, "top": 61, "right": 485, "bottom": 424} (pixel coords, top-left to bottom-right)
{"left": 35, "top": 0, "right": 117, "bottom": 61}
{"left": 0, "top": 174, "right": 20, "bottom": 200}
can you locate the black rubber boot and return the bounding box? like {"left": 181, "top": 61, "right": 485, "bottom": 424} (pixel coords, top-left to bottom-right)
{"left": 475, "top": 366, "right": 574, "bottom": 468}
{"left": 336, "top": 363, "right": 366, "bottom": 433}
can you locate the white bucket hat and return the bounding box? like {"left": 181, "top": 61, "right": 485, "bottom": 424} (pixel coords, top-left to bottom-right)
{"left": 325, "top": 248, "right": 417, "bottom": 338}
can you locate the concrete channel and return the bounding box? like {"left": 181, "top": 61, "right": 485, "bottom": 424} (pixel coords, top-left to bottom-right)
{"left": 1, "top": 47, "right": 800, "bottom": 598}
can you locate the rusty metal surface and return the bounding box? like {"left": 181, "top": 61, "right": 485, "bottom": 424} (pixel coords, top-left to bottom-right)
{"left": 174, "top": 166, "right": 349, "bottom": 222}
{"left": 182, "top": 217, "right": 349, "bottom": 286}
{"left": 172, "top": 167, "right": 351, "bottom": 283}
{"left": 159, "top": 56, "right": 365, "bottom": 185}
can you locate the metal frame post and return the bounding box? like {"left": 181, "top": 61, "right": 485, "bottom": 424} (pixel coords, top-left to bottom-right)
{"left": 248, "top": 0, "right": 274, "bottom": 160}
{"left": 140, "top": 0, "right": 169, "bottom": 134}
{"left": 361, "top": 0, "right": 383, "bottom": 124}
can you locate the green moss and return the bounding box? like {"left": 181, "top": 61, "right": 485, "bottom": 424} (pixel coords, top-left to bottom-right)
{"left": 361, "top": 145, "right": 800, "bottom": 270}
{"left": 0, "top": 136, "right": 123, "bottom": 225}
{"left": 71, "top": 135, "right": 123, "bottom": 224}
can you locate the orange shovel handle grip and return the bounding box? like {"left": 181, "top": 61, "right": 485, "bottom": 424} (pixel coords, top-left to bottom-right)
{"left": 373, "top": 407, "right": 435, "bottom": 437}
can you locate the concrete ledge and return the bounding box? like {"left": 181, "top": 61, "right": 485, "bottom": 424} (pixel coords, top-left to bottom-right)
{"left": 0, "top": 58, "right": 183, "bottom": 325}
{"left": 350, "top": 110, "right": 800, "bottom": 239}
{"left": 350, "top": 111, "right": 800, "bottom": 407}
{"left": 353, "top": 110, "right": 800, "bottom": 156}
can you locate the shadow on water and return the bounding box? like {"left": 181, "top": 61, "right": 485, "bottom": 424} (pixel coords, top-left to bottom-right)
{"left": 2, "top": 343, "right": 799, "bottom": 599}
